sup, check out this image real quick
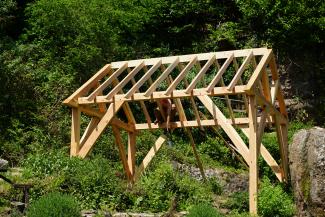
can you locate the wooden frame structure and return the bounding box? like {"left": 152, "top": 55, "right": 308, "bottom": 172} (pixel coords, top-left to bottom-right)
{"left": 63, "top": 48, "right": 289, "bottom": 214}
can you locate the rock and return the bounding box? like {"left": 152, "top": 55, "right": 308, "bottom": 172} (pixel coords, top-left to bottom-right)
{"left": 0, "top": 158, "right": 8, "bottom": 171}
{"left": 172, "top": 162, "right": 248, "bottom": 195}
{"left": 289, "top": 127, "right": 325, "bottom": 217}
{"left": 81, "top": 209, "right": 97, "bottom": 217}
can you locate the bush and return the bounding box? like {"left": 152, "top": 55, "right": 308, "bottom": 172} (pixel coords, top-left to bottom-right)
{"left": 208, "top": 177, "right": 223, "bottom": 195}
{"left": 137, "top": 161, "right": 212, "bottom": 212}
{"left": 26, "top": 192, "right": 81, "bottom": 217}
{"left": 23, "top": 150, "right": 126, "bottom": 210}
{"left": 224, "top": 192, "right": 249, "bottom": 213}
{"left": 187, "top": 204, "right": 222, "bottom": 217}
{"left": 258, "top": 178, "right": 295, "bottom": 217}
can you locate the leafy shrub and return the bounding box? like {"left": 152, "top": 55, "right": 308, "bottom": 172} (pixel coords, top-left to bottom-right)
{"left": 224, "top": 192, "right": 249, "bottom": 213}
{"left": 187, "top": 203, "right": 222, "bottom": 217}
{"left": 23, "top": 151, "right": 126, "bottom": 210}
{"left": 27, "top": 192, "right": 81, "bottom": 217}
{"left": 137, "top": 161, "right": 212, "bottom": 212}
{"left": 208, "top": 177, "right": 223, "bottom": 195}
{"left": 258, "top": 178, "right": 295, "bottom": 217}
{"left": 199, "top": 136, "right": 233, "bottom": 166}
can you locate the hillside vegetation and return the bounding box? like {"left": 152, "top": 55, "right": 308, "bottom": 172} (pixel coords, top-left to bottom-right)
{"left": 0, "top": 0, "right": 324, "bottom": 216}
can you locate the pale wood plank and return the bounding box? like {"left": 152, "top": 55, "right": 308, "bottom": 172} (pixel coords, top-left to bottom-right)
{"left": 111, "top": 117, "right": 135, "bottom": 132}
{"left": 79, "top": 85, "right": 247, "bottom": 104}
{"left": 274, "top": 116, "right": 289, "bottom": 182}
{"left": 78, "top": 101, "right": 124, "bottom": 158}
{"left": 125, "top": 60, "right": 162, "bottom": 98}
{"left": 63, "top": 64, "right": 111, "bottom": 105}
{"left": 255, "top": 92, "right": 287, "bottom": 123}
{"left": 199, "top": 111, "right": 249, "bottom": 168}
{"left": 271, "top": 79, "right": 280, "bottom": 104}
{"left": 110, "top": 48, "right": 268, "bottom": 68}
{"left": 241, "top": 127, "right": 283, "bottom": 182}
{"left": 105, "top": 61, "right": 145, "bottom": 100}
{"left": 261, "top": 68, "right": 272, "bottom": 102}
{"left": 112, "top": 126, "right": 132, "bottom": 181}
{"left": 228, "top": 51, "right": 253, "bottom": 90}
{"left": 70, "top": 107, "right": 81, "bottom": 156}
{"left": 96, "top": 81, "right": 107, "bottom": 112}
{"left": 184, "top": 79, "right": 203, "bottom": 130}
{"left": 134, "top": 117, "right": 275, "bottom": 130}
{"left": 214, "top": 59, "right": 235, "bottom": 123}
{"left": 167, "top": 75, "right": 206, "bottom": 180}
{"left": 144, "top": 58, "right": 179, "bottom": 96}
{"left": 246, "top": 49, "right": 273, "bottom": 91}
{"left": 87, "top": 63, "right": 128, "bottom": 101}
{"left": 130, "top": 78, "right": 152, "bottom": 125}
{"left": 185, "top": 55, "right": 215, "bottom": 93}
{"left": 197, "top": 95, "right": 250, "bottom": 163}
{"left": 128, "top": 132, "right": 136, "bottom": 179}
{"left": 248, "top": 95, "right": 258, "bottom": 214}
{"left": 80, "top": 117, "right": 100, "bottom": 147}
{"left": 269, "top": 56, "right": 288, "bottom": 117}
{"left": 233, "top": 57, "right": 249, "bottom": 114}
{"left": 165, "top": 56, "right": 197, "bottom": 95}
{"left": 206, "top": 53, "right": 234, "bottom": 92}
{"left": 135, "top": 135, "right": 167, "bottom": 180}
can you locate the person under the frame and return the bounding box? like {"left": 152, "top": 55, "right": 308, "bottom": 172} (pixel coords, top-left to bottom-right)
{"left": 154, "top": 99, "right": 176, "bottom": 131}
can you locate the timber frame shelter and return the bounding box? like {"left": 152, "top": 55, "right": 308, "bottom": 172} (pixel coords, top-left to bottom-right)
{"left": 63, "top": 48, "right": 289, "bottom": 214}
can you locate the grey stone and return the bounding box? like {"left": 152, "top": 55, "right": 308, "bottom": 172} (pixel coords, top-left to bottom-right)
{"left": 0, "top": 158, "right": 8, "bottom": 171}
{"left": 81, "top": 209, "right": 97, "bottom": 217}
{"left": 289, "top": 127, "right": 325, "bottom": 217}
{"left": 172, "top": 161, "right": 248, "bottom": 195}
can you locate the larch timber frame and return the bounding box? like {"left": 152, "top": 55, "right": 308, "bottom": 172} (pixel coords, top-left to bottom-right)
{"left": 63, "top": 48, "right": 289, "bottom": 214}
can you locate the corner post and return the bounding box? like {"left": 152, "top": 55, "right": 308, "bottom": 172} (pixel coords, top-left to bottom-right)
{"left": 71, "top": 107, "right": 81, "bottom": 156}
{"left": 128, "top": 131, "right": 136, "bottom": 181}
{"left": 248, "top": 94, "right": 259, "bottom": 214}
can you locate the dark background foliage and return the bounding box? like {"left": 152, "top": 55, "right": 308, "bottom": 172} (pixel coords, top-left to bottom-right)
{"left": 0, "top": 1, "right": 323, "bottom": 215}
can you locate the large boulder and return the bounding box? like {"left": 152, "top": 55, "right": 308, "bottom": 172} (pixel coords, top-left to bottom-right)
{"left": 289, "top": 127, "right": 325, "bottom": 217}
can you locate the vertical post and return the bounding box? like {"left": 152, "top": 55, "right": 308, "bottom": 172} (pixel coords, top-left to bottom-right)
{"left": 280, "top": 123, "right": 289, "bottom": 182}
{"left": 112, "top": 126, "right": 132, "bottom": 181}
{"left": 248, "top": 95, "right": 258, "bottom": 214}
{"left": 128, "top": 132, "right": 136, "bottom": 181}
{"left": 71, "top": 107, "right": 81, "bottom": 156}
{"left": 275, "top": 116, "right": 289, "bottom": 182}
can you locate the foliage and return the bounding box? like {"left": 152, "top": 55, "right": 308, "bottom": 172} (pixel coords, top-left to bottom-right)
{"left": 137, "top": 161, "right": 212, "bottom": 212}
{"left": 26, "top": 192, "right": 81, "bottom": 217}
{"left": 224, "top": 192, "right": 249, "bottom": 213}
{"left": 199, "top": 136, "right": 242, "bottom": 168}
{"left": 186, "top": 203, "right": 222, "bottom": 217}
{"left": 23, "top": 150, "right": 126, "bottom": 210}
{"left": 208, "top": 177, "right": 223, "bottom": 195}
{"left": 0, "top": 0, "right": 323, "bottom": 214}
{"left": 258, "top": 178, "right": 295, "bottom": 217}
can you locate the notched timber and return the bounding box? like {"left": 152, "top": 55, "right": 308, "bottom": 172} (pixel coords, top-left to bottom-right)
{"left": 78, "top": 86, "right": 247, "bottom": 104}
